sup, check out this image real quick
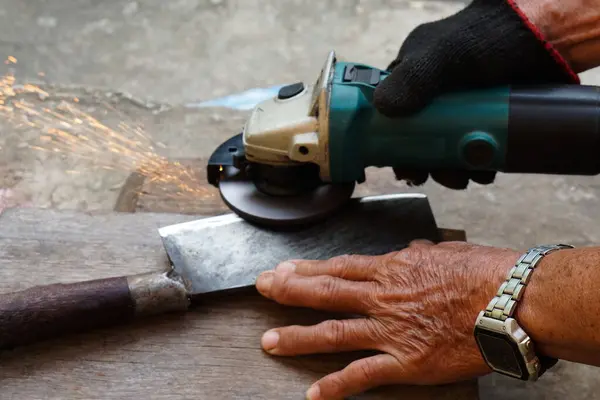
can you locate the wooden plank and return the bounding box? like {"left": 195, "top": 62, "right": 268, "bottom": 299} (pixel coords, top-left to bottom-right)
{"left": 133, "top": 158, "right": 229, "bottom": 216}
{"left": 439, "top": 228, "right": 467, "bottom": 242}
{"left": 0, "top": 208, "right": 477, "bottom": 399}
{"left": 126, "top": 159, "right": 413, "bottom": 216}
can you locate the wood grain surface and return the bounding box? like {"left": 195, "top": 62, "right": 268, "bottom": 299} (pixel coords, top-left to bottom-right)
{"left": 0, "top": 207, "right": 478, "bottom": 399}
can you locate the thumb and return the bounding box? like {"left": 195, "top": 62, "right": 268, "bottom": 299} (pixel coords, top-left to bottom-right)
{"left": 373, "top": 60, "right": 441, "bottom": 118}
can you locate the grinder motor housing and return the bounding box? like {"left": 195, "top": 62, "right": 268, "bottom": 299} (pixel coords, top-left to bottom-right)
{"left": 238, "top": 50, "right": 600, "bottom": 185}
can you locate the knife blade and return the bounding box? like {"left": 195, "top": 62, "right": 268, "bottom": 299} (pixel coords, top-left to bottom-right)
{"left": 0, "top": 193, "right": 440, "bottom": 350}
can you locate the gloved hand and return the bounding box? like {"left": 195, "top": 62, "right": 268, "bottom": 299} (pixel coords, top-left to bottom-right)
{"left": 373, "top": 0, "right": 579, "bottom": 189}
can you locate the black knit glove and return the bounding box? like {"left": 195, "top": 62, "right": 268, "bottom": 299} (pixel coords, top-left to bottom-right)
{"left": 373, "top": 0, "right": 579, "bottom": 189}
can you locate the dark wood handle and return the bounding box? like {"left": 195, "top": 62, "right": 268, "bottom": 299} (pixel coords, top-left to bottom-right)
{"left": 0, "top": 276, "right": 135, "bottom": 350}
{"left": 0, "top": 272, "right": 190, "bottom": 350}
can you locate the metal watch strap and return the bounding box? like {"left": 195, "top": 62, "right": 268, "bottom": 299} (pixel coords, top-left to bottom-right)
{"left": 485, "top": 243, "right": 574, "bottom": 373}
{"left": 485, "top": 244, "right": 573, "bottom": 321}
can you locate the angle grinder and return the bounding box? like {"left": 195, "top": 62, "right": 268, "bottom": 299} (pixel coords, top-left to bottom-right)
{"left": 208, "top": 50, "right": 600, "bottom": 227}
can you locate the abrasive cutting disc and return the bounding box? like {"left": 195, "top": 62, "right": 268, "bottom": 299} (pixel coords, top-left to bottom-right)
{"left": 218, "top": 166, "right": 355, "bottom": 227}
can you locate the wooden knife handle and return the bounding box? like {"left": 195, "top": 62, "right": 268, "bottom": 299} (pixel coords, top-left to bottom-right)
{"left": 0, "top": 271, "right": 190, "bottom": 350}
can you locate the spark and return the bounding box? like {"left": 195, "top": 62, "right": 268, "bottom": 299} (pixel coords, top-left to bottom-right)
{"left": 0, "top": 68, "right": 217, "bottom": 203}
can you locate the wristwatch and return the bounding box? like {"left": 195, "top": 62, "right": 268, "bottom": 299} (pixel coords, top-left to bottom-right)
{"left": 474, "top": 244, "right": 574, "bottom": 381}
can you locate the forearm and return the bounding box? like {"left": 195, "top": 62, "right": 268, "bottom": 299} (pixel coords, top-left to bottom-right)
{"left": 515, "top": 0, "right": 600, "bottom": 72}
{"left": 509, "top": 247, "right": 600, "bottom": 365}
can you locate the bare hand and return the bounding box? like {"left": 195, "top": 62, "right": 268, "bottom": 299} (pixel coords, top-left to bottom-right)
{"left": 255, "top": 240, "right": 520, "bottom": 399}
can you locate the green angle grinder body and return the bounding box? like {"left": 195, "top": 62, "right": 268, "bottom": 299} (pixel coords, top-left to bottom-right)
{"left": 207, "top": 50, "right": 600, "bottom": 227}
{"left": 206, "top": 133, "right": 355, "bottom": 227}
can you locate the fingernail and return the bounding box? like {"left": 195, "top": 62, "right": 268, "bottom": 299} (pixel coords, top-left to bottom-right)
{"left": 256, "top": 272, "right": 274, "bottom": 296}
{"left": 276, "top": 261, "right": 296, "bottom": 273}
{"left": 261, "top": 330, "right": 279, "bottom": 351}
{"left": 306, "top": 385, "right": 320, "bottom": 400}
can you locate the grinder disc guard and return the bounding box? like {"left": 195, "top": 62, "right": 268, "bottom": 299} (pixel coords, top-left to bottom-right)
{"left": 207, "top": 133, "right": 355, "bottom": 227}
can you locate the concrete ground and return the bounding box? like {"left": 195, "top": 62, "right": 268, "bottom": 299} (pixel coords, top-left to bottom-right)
{"left": 1, "top": 0, "right": 600, "bottom": 398}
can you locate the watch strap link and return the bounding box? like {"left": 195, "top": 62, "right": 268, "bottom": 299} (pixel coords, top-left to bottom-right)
{"left": 485, "top": 244, "right": 574, "bottom": 376}
{"left": 484, "top": 244, "right": 574, "bottom": 321}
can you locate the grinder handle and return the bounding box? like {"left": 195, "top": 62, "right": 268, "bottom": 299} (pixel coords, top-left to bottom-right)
{"left": 328, "top": 61, "right": 600, "bottom": 182}
{"left": 503, "top": 85, "right": 600, "bottom": 175}
{"left": 0, "top": 271, "right": 189, "bottom": 351}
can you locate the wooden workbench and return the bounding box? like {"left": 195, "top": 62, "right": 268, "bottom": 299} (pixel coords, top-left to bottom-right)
{"left": 0, "top": 158, "right": 478, "bottom": 399}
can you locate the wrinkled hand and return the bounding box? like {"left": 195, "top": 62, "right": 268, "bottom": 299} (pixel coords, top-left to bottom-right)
{"left": 255, "top": 241, "right": 520, "bottom": 399}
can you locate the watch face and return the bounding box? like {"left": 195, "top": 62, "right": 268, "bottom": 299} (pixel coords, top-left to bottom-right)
{"left": 475, "top": 327, "right": 528, "bottom": 379}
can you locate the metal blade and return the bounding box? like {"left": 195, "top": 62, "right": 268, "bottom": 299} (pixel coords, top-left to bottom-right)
{"left": 158, "top": 193, "right": 441, "bottom": 296}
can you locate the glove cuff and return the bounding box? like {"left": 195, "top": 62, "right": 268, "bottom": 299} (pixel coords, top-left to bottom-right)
{"left": 506, "top": 0, "right": 580, "bottom": 84}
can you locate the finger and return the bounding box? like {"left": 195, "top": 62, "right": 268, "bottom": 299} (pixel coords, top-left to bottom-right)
{"left": 386, "top": 57, "right": 402, "bottom": 71}
{"left": 261, "top": 319, "right": 376, "bottom": 356}
{"left": 373, "top": 60, "right": 441, "bottom": 117}
{"left": 287, "top": 255, "right": 379, "bottom": 281}
{"left": 392, "top": 168, "right": 429, "bottom": 186}
{"left": 306, "top": 354, "right": 400, "bottom": 400}
{"left": 430, "top": 170, "right": 469, "bottom": 190}
{"left": 257, "top": 271, "right": 377, "bottom": 314}
{"left": 469, "top": 170, "right": 496, "bottom": 185}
